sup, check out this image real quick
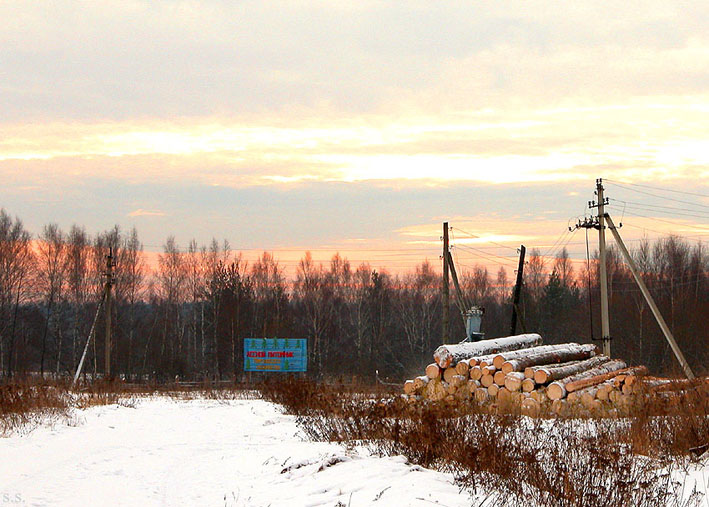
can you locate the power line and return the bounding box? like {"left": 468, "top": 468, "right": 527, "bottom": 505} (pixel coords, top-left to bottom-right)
{"left": 605, "top": 180, "right": 709, "bottom": 210}
{"left": 608, "top": 198, "right": 709, "bottom": 216}
{"left": 451, "top": 226, "right": 519, "bottom": 251}
{"left": 453, "top": 243, "right": 519, "bottom": 268}
{"left": 608, "top": 199, "right": 709, "bottom": 219}
{"left": 605, "top": 178, "right": 709, "bottom": 199}
{"left": 606, "top": 206, "right": 709, "bottom": 233}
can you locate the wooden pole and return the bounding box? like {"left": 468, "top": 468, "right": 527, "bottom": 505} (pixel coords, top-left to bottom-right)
{"left": 447, "top": 251, "right": 468, "bottom": 317}
{"left": 442, "top": 222, "right": 450, "bottom": 344}
{"left": 605, "top": 214, "right": 695, "bottom": 379}
{"left": 597, "top": 179, "right": 611, "bottom": 357}
{"left": 105, "top": 248, "right": 113, "bottom": 378}
{"left": 510, "top": 245, "right": 526, "bottom": 336}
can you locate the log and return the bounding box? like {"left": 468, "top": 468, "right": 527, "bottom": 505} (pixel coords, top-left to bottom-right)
{"left": 647, "top": 378, "right": 709, "bottom": 393}
{"left": 500, "top": 343, "right": 597, "bottom": 374}
{"left": 534, "top": 356, "right": 611, "bottom": 385}
{"left": 455, "top": 386, "right": 471, "bottom": 400}
{"left": 403, "top": 380, "right": 416, "bottom": 395}
{"left": 504, "top": 372, "right": 526, "bottom": 392}
{"left": 474, "top": 387, "right": 490, "bottom": 403}
{"left": 467, "top": 379, "right": 481, "bottom": 394}
{"left": 530, "top": 389, "right": 547, "bottom": 404}
{"left": 608, "top": 390, "right": 622, "bottom": 403}
{"left": 526, "top": 359, "right": 588, "bottom": 381}
{"left": 493, "top": 370, "right": 507, "bottom": 386}
{"left": 481, "top": 374, "right": 495, "bottom": 388}
{"left": 497, "top": 387, "right": 512, "bottom": 404}
{"left": 425, "top": 378, "right": 447, "bottom": 401}
{"left": 521, "top": 378, "right": 536, "bottom": 393}
{"left": 521, "top": 397, "right": 541, "bottom": 417}
{"left": 596, "top": 383, "right": 614, "bottom": 401}
{"left": 469, "top": 353, "right": 499, "bottom": 368}
{"left": 551, "top": 399, "right": 567, "bottom": 415}
{"left": 470, "top": 366, "right": 483, "bottom": 381}
{"left": 443, "top": 367, "right": 458, "bottom": 384}
{"left": 492, "top": 343, "right": 584, "bottom": 369}
{"left": 425, "top": 363, "right": 441, "bottom": 379}
{"left": 455, "top": 359, "right": 471, "bottom": 377}
{"left": 449, "top": 374, "right": 467, "bottom": 388}
{"left": 433, "top": 333, "right": 542, "bottom": 368}
{"left": 487, "top": 384, "right": 500, "bottom": 397}
{"left": 413, "top": 375, "right": 430, "bottom": 391}
{"left": 565, "top": 366, "right": 648, "bottom": 394}
{"left": 547, "top": 359, "right": 627, "bottom": 400}
{"left": 482, "top": 365, "right": 497, "bottom": 376}
{"left": 580, "top": 383, "right": 612, "bottom": 408}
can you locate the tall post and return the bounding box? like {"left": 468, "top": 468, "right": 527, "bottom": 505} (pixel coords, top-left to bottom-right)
{"left": 105, "top": 247, "right": 113, "bottom": 378}
{"left": 597, "top": 179, "right": 611, "bottom": 356}
{"left": 510, "top": 245, "right": 526, "bottom": 336}
{"left": 605, "top": 214, "right": 695, "bottom": 379}
{"left": 442, "top": 222, "right": 450, "bottom": 344}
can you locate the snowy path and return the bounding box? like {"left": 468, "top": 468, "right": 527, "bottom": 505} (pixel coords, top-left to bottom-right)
{"left": 0, "top": 397, "right": 473, "bottom": 507}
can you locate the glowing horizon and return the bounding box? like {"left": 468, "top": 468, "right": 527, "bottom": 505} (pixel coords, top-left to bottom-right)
{"left": 2, "top": 1, "right": 707, "bottom": 278}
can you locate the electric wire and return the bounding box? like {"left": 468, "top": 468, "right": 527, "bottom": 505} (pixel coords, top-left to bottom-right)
{"left": 606, "top": 207, "right": 709, "bottom": 233}
{"left": 451, "top": 226, "right": 519, "bottom": 251}
{"left": 605, "top": 178, "right": 709, "bottom": 199}
{"left": 604, "top": 180, "right": 709, "bottom": 209}
{"left": 608, "top": 200, "right": 709, "bottom": 220}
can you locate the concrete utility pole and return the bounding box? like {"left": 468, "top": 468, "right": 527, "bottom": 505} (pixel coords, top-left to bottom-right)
{"left": 604, "top": 214, "right": 695, "bottom": 379}
{"left": 442, "top": 222, "right": 450, "bottom": 344}
{"left": 596, "top": 179, "right": 611, "bottom": 356}
{"left": 105, "top": 248, "right": 114, "bottom": 378}
{"left": 510, "top": 245, "right": 526, "bottom": 336}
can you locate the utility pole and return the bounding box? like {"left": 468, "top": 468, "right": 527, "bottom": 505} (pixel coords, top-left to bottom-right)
{"left": 573, "top": 179, "right": 610, "bottom": 354}
{"left": 510, "top": 245, "right": 526, "bottom": 336}
{"left": 105, "top": 247, "right": 114, "bottom": 378}
{"left": 442, "top": 222, "right": 450, "bottom": 344}
{"left": 604, "top": 214, "right": 695, "bottom": 379}
{"left": 595, "top": 179, "right": 611, "bottom": 356}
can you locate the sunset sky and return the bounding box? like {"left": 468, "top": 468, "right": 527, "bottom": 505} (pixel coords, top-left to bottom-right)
{"left": 2, "top": 1, "right": 708, "bottom": 277}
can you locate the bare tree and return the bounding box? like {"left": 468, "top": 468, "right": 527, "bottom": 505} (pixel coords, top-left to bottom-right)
{"left": 37, "top": 224, "right": 67, "bottom": 376}
{"left": 397, "top": 260, "right": 440, "bottom": 356}
{"left": 0, "top": 210, "right": 33, "bottom": 376}
{"left": 251, "top": 251, "right": 287, "bottom": 338}
{"left": 121, "top": 227, "right": 146, "bottom": 380}
{"left": 295, "top": 252, "right": 333, "bottom": 374}
{"left": 66, "top": 225, "right": 91, "bottom": 372}
{"left": 157, "top": 236, "right": 187, "bottom": 375}
{"left": 553, "top": 247, "right": 574, "bottom": 288}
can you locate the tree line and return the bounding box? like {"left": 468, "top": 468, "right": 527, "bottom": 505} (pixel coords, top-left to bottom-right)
{"left": 0, "top": 208, "right": 706, "bottom": 381}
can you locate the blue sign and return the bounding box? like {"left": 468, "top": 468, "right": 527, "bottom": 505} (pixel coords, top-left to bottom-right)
{"left": 244, "top": 338, "right": 308, "bottom": 372}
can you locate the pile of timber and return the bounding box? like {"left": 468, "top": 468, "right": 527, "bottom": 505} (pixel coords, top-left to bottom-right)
{"left": 402, "top": 333, "right": 706, "bottom": 417}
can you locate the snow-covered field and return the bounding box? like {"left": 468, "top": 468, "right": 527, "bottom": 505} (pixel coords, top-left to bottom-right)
{"left": 0, "top": 397, "right": 474, "bottom": 506}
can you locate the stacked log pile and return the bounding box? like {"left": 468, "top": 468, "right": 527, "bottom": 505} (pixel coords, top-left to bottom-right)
{"left": 402, "top": 334, "right": 706, "bottom": 417}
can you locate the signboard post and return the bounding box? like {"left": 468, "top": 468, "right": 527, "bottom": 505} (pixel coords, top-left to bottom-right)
{"left": 244, "top": 338, "right": 307, "bottom": 373}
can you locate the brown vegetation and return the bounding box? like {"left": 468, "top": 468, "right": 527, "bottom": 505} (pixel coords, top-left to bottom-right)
{"left": 262, "top": 378, "right": 708, "bottom": 507}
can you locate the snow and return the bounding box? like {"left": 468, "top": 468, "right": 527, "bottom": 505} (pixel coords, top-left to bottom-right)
{"left": 0, "top": 397, "right": 473, "bottom": 506}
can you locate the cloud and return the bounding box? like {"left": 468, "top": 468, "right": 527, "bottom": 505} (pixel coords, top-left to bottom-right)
{"left": 1, "top": 2, "right": 707, "bottom": 121}
{"left": 127, "top": 209, "right": 167, "bottom": 217}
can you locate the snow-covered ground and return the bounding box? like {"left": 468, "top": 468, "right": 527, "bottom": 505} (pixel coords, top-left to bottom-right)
{"left": 0, "top": 397, "right": 474, "bottom": 506}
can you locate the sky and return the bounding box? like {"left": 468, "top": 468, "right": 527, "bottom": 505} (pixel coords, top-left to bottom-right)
{"left": 2, "top": 1, "right": 708, "bottom": 278}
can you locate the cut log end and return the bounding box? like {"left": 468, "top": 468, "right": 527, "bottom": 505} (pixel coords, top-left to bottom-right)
{"left": 547, "top": 382, "right": 566, "bottom": 400}
{"left": 425, "top": 363, "right": 441, "bottom": 379}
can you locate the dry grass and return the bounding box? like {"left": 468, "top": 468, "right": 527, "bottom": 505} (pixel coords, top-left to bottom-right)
{"left": 2, "top": 376, "right": 705, "bottom": 506}
{"left": 261, "top": 378, "right": 709, "bottom": 507}
{"left": 0, "top": 377, "right": 256, "bottom": 434}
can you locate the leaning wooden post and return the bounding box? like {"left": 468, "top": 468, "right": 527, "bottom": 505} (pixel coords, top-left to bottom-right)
{"left": 605, "top": 213, "right": 695, "bottom": 379}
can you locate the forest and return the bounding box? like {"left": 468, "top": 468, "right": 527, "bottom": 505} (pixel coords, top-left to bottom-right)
{"left": 0, "top": 208, "right": 706, "bottom": 382}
